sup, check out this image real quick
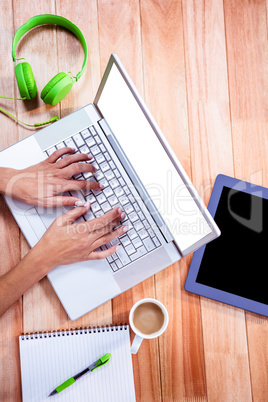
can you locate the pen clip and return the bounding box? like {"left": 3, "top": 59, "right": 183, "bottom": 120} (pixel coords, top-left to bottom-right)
{"left": 91, "top": 353, "right": 111, "bottom": 372}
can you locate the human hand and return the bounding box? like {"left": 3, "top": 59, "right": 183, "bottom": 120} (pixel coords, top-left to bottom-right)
{"left": 33, "top": 204, "right": 128, "bottom": 273}
{"left": 2, "top": 147, "right": 102, "bottom": 207}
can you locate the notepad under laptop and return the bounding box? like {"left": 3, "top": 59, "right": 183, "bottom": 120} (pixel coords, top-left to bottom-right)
{"left": 19, "top": 325, "right": 135, "bottom": 402}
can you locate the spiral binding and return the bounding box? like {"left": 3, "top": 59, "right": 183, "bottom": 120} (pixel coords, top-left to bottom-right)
{"left": 20, "top": 324, "right": 128, "bottom": 341}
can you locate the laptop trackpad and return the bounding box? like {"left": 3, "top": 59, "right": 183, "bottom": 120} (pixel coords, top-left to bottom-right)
{"left": 25, "top": 206, "right": 69, "bottom": 240}
{"left": 47, "top": 260, "right": 121, "bottom": 320}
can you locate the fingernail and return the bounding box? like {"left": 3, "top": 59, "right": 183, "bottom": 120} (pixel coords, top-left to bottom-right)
{"left": 84, "top": 201, "right": 91, "bottom": 207}
{"left": 71, "top": 147, "right": 76, "bottom": 152}
{"left": 121, "top": 212, "right": 126, "bottom": 220}
{"left": 88, "top": 154, "right": 93, "bottom": 160}
{"left": 115, "top": 245, "right": 121, "bottom": 251}
{"left": 99, "top": 183, "right": 104, "bottom": 189}
{"left": 123, "top": 225, "right": 129, "bottom": 232}
{"left": 75, "top": 200, "right": 84, "bottom": 207}
{"left": 118, "top": 207, "right": 123, "bottom": 213}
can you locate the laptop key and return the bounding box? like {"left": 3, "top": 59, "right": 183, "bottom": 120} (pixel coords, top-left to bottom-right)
{"left": 89, "top": 126, "right": 97, "bottom": 136}
{"left": 91, "top": 202, "right": 101, "bottom": 214}
{"left": 114, "top": 187, "right": 124, "bottom": 197}
{"left": 124, "top": 203, "right": 134, "bottom": 214}
{"left": 138, "top": 229, "right": 148, "bottom": 240}
{"left": 120, "top": 236, "right": 131, "bottom": 247}
{"left": 115, "top": 259, "right": 123, "bottom": 269}
{"left": 90, "top": 145, "right": 100, "bottom": 155}
{"left": 128, "top": 229, "right": 137, "bottom": 240}
{"left": 132, "top": 236, "right": 143, "bottom": 249}
{"left": 105, "top": 170, "right": 115, "bottom": 181}
{"left": 65, "top": 138, "right": 76, "bottom": 149}
{"left": 96, "top": 153, "right": 106, "bottom": 164}
{"left": 56, "top": 142, "right": 65, "bottom": 149}
{"left": 116, "top": 247, "right": 131, "bottom": 265}
{"left": 103, "top": 186, "right": 113, "bottom": 198}
{"left": 130, "top": 245, "right": 147, "bottom": 261}
{"left": 86, "top": 137, "right": 96, "bottom": 147}
{"left": 110, "top": 178, "right": 119, "bottom": 189}
{"left": 125, "top": 243, "right": 136, "bottom": 255}
{"left": 134, "top": 220, "right": 143, "bottom": 232}
{"left": 100, "top": 162, "right": 110, "bottom": 172}
{"left": 108, "top": 194, "right": 118, "bottom": 206}
{"left": 47, "top": 146, "right": 57, "bottom": 156}
{"left": 96, "top": 193, "right": 106, "bottom": 204}
{"left": 111, "top": 262, "right": 118, "bottom": 272}
{"left": 129, "top": 212, "right": 139, "bottom": 222}
{"left": 95, "top": 210, "right": 104, "bottom": 218}
{"left": 81, "top": 128, "right": 91, "bottom": 139}
{"left": 79, "top": 144, "right": 89, "bottom": 154}
{"left": 118, "top": 195, "right": 129, "bottom": 206}
{"left": 73, "top": 133, "right": 84, "bottom": 148}
{"left": 143, "top": 237, "right": 155, "bottom": 252}
{"left": 152, "top": 237, "right": 161, "bottom": 247}
{"left": 102, "top": 202, "right": 111, "bottom": 213}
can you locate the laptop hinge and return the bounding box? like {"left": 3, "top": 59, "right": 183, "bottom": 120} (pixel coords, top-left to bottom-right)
{"left": 97, "top": 118, "right": 178, "bottom": 248}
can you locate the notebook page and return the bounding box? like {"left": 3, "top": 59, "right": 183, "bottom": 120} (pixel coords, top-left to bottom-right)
{"left": 19, "top": 326, "right": 136, "bottom": 402}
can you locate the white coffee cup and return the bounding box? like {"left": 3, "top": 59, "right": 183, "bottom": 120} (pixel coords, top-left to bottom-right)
{"left": 129, "top": 298, "right": 169, "bottom": 354}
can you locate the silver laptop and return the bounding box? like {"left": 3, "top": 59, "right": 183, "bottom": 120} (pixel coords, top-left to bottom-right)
{"left": 0, "top": 54, "right": 220, "bottom": 320}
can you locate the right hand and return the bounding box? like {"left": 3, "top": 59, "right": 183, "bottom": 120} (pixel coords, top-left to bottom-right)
{"left": 33, "top": 204, "right": 128, "bottom": 273}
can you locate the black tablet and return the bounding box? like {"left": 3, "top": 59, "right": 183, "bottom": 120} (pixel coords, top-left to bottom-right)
{"left": 185, "top": 174, "right": 268, "bottom": 316}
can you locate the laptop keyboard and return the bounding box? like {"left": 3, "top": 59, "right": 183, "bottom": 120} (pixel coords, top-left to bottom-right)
{"left": 45, "top": 124, "right": 161, "bottom": 272}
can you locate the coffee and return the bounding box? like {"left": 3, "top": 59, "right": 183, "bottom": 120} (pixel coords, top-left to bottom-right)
{"left": 133, "top": 302, "right": 165, "bottom": 335}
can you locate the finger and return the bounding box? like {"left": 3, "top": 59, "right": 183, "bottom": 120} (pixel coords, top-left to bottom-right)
{"left": 62, "top": 162, "right": 98, "bottom": 178}
{"left": 47, "top": 147, "right": 75, "bottom": 163}
{"left": 89, "top": 216, "right": 124, "bottom": 241}
{"left": 89, "top": 244, "right": 121, "bottom": 260}
{"left": 91, "top": 224, "right": 129, "bottom": 250}
{"left": 84, "top": 207, "right": 124, "bottom": 232}
{"left": 62, "top": 178, "right": 104, "bottom": 192}
{"left": 44, "top": 196, "right": 86, "bottom": 208}
{"left": 60, "top": 202, "right": 91, "bottom": 225}
{"left": 56, "top": 153, "right": 93, "bottom": 169}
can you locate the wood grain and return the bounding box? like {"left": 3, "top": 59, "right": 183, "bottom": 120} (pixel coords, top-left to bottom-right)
{"left": 0, "top": 0, "right": 268, "bottom": 400}
{"left": 140, "top": 1, "right": 207, "bottom": 400}
{"left": 182, "top": 0, "right": 252, "bottom": 400}
{"left": 0, "top": 3, "right": 22, "bottom": 401}
{"left": 224, "top": 0, "right": 268, "bottom": 400}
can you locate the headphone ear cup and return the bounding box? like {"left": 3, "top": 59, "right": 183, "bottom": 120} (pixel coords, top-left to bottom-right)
{"left": 41, "top": 72, "right": 73, "bottom": 105}
{"left": 14, "top": 62, "right": 37, "bottom": 100}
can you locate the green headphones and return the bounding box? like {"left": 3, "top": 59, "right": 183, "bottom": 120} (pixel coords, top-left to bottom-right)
{"left": 12, "top": 14, "right": 88, "bottom": 106}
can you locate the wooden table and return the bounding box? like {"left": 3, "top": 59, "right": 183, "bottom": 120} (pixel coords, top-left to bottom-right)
{"left": 1, "top": 1, "right": 268, "bottom": 401}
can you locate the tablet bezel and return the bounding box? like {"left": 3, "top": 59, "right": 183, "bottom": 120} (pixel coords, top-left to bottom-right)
{"left": 185, "top": 174, "right": 268, "bottom": 317}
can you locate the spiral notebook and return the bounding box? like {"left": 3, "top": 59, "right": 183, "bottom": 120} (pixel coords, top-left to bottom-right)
{"left": 19, "top": 325, "right": 136, "bottom": 402}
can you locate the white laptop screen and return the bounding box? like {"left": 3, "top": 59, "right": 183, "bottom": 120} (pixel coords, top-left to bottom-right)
{"left": 96, "top": 62, "right": 212, "bottom": 252}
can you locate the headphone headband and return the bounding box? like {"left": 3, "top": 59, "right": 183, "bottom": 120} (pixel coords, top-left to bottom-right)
{"left": 12, "top": 14, "right": 88, "bottom": 80}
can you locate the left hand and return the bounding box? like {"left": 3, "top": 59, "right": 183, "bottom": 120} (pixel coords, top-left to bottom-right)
{"left": 3, "top": 147, "right": 103, "bottom": 207}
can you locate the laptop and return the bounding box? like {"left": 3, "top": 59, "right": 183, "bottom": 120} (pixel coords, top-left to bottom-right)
{"left": 0, "top": 54, "right": 220, "bottom": 320}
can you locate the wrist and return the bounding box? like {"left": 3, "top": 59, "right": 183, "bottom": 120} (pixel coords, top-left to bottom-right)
{"left": 0, "top": 167, "right": 18, "bottom": 195}
{"left": 23, "top": 245, "right": 57, "bottom": 280}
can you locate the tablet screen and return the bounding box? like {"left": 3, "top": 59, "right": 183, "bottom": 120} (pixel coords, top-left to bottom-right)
{"left": 196, "top": 186, "right": 268, "bottom": 305}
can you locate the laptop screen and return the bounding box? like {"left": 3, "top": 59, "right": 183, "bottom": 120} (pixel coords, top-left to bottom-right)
{"left": 95, "top": 61, "right": 212, "bottom": 252}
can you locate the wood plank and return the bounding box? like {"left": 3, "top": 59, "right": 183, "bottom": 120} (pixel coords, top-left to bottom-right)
{"left": 140, "top": 0, "right": 207, "bottom": 400}
{"left": 97, "top": 1, "right": 161, "bottom": 401}
{"left": 182, "top": 0, "right": 252, "bottom": 400}
{"left": 0, "top": 4, "right": 22, "bottom": 401}
{"left": 223, "top": 0, "right": 268, "bottom": 400}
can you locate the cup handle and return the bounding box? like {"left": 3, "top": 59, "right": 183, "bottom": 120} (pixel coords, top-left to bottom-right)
{"left": 130, "top": 334, "right": 143, "bottom": 354}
